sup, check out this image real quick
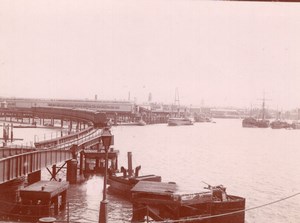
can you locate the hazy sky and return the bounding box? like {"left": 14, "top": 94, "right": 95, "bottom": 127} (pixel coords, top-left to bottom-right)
{"left": 1, "top": 0, "right": 300, "bottom": 109}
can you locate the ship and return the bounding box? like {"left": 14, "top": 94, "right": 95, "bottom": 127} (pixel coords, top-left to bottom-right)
{"left": 168, "top": 88, "right": 194, "bottom": 126}
{"left": 242, "top": 96, "right": 269, "bottom": 128}
{"left": 131, "top": 181, "right": 245, "bottom": 223}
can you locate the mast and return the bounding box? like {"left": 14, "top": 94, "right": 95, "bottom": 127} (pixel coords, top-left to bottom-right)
{"left": 262, "top": 97, "right": 265, "bottom": 120}
{"left": 175, "top": 88, "right": 180, "bottom": 117}
{"left": 258, "top": 92, "right": 270, "bottom": 121}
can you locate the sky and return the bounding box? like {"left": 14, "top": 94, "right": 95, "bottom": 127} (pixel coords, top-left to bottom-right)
{"left": 1, "top": 0, "right": 300, "bottom": 110}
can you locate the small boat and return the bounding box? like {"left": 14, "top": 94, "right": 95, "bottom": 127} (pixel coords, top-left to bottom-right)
{"left": 115, "top": 117, "right": 146, "bottom": 126}
{"left": 168, "top": 117, "right": 194, "bottom": 126}
{"left": 107, "top": 152, "right": 161, "bottom": 198}
{"left": 270, "top": 120, "right": 291, "bottom": 129}
{"left": 195, "top": 115, "right": 213, "bottom": 123}
{"left": 242, "top": 117, "right": 270, "bottom": 128}
{"left": 242, "top": 117, "right": 258, "bottom": 128}
{"left": 270, "top": 111, "right": 291, "bottom": 129}
{"left": 131, "top": 181, "right": 245, "bottom": 223}
{"left": 291, "top": 121, "right": 300, "bottom": 129}
{"left": 291, "top": 109, "right": 300, "bottom": 129}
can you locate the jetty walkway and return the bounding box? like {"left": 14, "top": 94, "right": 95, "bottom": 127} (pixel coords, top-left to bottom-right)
{"left": 0, "top": 106, "right": 110, "bottom": 185}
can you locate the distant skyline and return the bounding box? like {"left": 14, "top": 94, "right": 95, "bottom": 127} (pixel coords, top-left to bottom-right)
{"left": 1, "top": 1, "right": 300, "bottom": 110}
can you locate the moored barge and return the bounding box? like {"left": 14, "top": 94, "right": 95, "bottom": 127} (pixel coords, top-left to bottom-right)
{"left": 131, "top": 181, "right": 245, "bottom": 223}
{"left": 107, "top": 152, "right": 161, "bottom": 198}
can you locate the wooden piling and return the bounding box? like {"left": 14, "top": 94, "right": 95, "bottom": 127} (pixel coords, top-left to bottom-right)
{"left": 66, "top": 159, "right": 78, "bottom": 184}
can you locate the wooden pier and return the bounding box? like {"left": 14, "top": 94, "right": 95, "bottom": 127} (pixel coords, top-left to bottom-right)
{"left": 18, "top": 181, "right": 69, "bottom": 220}
{"left": 83, "top": 148, "right": 119, "bottom": 174}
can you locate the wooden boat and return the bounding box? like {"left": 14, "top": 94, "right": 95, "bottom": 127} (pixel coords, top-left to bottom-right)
{"left": 292, "top": 121, "right": 300, "bottom": 129}
{"left": 107, "top": 152, "right": 161, "bottom": 198}
{"left": 291, "top": 110, "right": 300, "bottom": 129}
{"left": 242, "top": 117, "right": 269, "bottom": 128}
{"left": 242, "top": 117, "right": 258, "bottom": 128}
{"left": 270, "top": 120, "right": 291, "bottom": 129}
{"left": 131, "top": 181, "right": 245, "bottom": 223}
{"left": 117, "top": 119, "right": 146, "bottom": 126}
{"left": 168, "top": 117, "right": 194, "bottom": 126}
{"left": 195, "top": 115, "right": 213, "bottom": 123}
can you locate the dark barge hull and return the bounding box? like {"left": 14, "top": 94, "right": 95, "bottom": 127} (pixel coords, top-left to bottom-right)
{"left": 131, "top": 181, "right": 245, "bottom": 223}
{"left": 132, "top": 196, "right": 245, "bottom": 223}
{"left": 242, "top": 117, "right": 270, "bottom": 128}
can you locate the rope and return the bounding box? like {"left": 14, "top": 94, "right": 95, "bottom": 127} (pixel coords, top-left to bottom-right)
{"left": 147, "top": 192, "right": 300, "bottom": 223}
{"left": 0, "top": 192, "right": 299, "bottom": 222}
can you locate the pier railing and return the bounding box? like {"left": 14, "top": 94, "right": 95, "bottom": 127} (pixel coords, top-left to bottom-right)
{"left": 0, "top": 147, "right": 36, "bottom": 159}
{"left": 0, "top": 149, "right": 72, "bottom": 184}
{"left": 34, "top": 126, "right": 96, "bottom": 148}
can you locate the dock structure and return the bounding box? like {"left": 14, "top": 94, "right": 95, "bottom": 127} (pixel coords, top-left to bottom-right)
{"left": 18, "top": 181, "right": 69, "bottom": 220}
{"left": 131, "top": 181, "right": 245, "bottom": 223}
{"left": 82, "top": 147, "right": 119, "bottom": 174}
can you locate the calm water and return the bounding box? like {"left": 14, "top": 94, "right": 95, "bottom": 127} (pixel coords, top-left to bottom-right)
{"left": 3, "top": 119, "right": 300, "bottom": 222}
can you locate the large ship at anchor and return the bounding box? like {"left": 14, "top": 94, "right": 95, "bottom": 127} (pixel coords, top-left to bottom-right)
{"left": 242, "top": 96, "right": 270, "bottom": 128}
{"left": 168, "top": 88, "right": 194, "bottom": 126}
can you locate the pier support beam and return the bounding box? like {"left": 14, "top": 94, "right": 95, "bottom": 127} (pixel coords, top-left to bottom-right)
{"left": 128, "top": 152, "right": 133, "bottom": 177}
{"left": 79, "top": 151, "right": 84, "bottom": 175}
{"left": 66, "top": 159, "right": 78, "bottom": 184}
{"left": 51, "top": 164, "right": 57, "bottom": 181}
{"left": 69, "top": 120, "right": 72, "bottom": 134}
{"left": 53, "top": 195, "right": 59, "bottom": 215}
{"left": 114, "top": 113, "right": 117, "bottom": 125}
{"left": 61, "top": 190, "right": 67, "bottom": 210}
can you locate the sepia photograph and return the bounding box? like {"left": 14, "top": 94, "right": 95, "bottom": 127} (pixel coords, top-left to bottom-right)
{"left": 0, "top": 0, "right": 300, "bottom": 222}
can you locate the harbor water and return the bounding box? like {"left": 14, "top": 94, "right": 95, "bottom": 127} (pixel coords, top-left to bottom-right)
{"left": 3, "top": 119, "right": 300, "bottom": 223}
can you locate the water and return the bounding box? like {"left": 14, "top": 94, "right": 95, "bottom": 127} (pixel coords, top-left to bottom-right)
{"left": 2, "top": 119, "right": 300, "bottom": 222}
{"left": 109, "top": 119, "right": 300, "bottom": 223}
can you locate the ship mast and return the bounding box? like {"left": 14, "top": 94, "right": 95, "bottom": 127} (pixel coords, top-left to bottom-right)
{"left": 262, "top": 97, "right": 265, "bottom": 120}
{"left": 258, "top": 92, "right": 270, "bottom": 121}
{"left": 175, "top": 88, "right": 180, "bottom": 117}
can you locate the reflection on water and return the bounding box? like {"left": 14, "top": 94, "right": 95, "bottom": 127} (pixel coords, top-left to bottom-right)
{"left": 57, "top": 175, "right": 132, "bottom": 223}
{"left": 1, "top": 119, "right": 300, "bottom": 222}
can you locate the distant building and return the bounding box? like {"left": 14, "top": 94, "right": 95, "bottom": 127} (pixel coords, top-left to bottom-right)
{"left": 0, "top": 97, "right": 135, "bottom": 113}
{"left": 210, "top": 108, "right": 241, "bottom": 119}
